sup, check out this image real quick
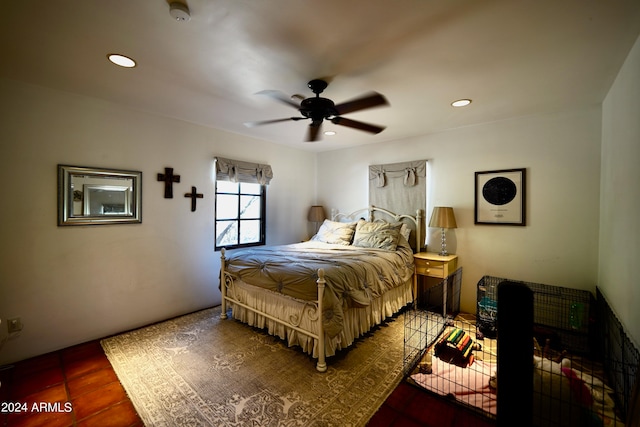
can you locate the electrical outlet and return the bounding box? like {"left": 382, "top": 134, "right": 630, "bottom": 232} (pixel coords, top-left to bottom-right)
{"left": 7, "top": 317, "right": 23, "bottom": 333}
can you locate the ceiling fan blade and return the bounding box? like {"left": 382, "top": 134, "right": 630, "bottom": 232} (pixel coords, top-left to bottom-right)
{"left": 256, "top": 90, "right": 300, "bottom": 109}
{"left": 243, "top": 117, "right": 305, "bottom": 128}
{"left": 333, "top": 92, "right": 389, "bottom": 115}
{"left": 331, "top": 116, "right": 386, "bottom": 134}
{"left": 305, "top": 122, "right": 323, "bottom": 142}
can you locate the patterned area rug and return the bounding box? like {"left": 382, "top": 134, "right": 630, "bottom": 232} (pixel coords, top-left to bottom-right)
{"left": 101, "top": 306, "right": 407, "bottom": 427}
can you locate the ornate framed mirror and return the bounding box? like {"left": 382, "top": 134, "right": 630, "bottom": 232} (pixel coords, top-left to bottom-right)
{"left": 58, "top": 165, "right": 142, "bottom": 225}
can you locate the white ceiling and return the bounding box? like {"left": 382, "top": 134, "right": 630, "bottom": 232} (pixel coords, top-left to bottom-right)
{"left": 2, "top": 0, "right": 640, "bottom": 152}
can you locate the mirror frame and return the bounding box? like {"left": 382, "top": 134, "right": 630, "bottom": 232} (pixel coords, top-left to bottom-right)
{"left": 58, "top": 165, "right": 142, "bottom": 226}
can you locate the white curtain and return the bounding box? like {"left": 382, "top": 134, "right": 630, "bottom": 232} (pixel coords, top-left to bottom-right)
{"left": 369, "top": 160, "right": 427, "bottom": 249}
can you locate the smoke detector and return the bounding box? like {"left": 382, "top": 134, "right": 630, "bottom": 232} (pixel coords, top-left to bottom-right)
{"left": 169, "top": 2, "right": 191, "bottom": 22}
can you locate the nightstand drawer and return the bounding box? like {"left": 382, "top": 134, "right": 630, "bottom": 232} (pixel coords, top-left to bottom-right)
{"left": 414, "top": 259, "right": 445, "bottom": 278}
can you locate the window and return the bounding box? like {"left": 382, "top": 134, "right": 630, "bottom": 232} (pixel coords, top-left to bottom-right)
{"left": 213, "top": 156, "right": 272, "bottom": 250}
{"left": 214, "top": 180, "right": 266, "bottom": 250}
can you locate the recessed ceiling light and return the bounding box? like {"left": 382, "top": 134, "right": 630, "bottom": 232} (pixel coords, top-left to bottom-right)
{"left": 107, "top": 54, "right": 136, "bottom": 68}
{"left": 451, "top": 99, "right": 472, "bottom": 107}
{"left": 324, "top": 131, "right": 336, "bottom": 136}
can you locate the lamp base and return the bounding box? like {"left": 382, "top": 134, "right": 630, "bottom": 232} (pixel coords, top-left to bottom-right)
{"left": 439, "top": 227, "right": 448, "bottom": 256}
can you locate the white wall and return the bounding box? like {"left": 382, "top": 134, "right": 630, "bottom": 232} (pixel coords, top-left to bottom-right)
{"left": 317, "top": 107, "right": 602, "bottom": 314}
{"left": 600, "top": 34, "right": 640, "bottom": 348}
{"left": 0, "top": 79, "right": 316, "bottom": 364}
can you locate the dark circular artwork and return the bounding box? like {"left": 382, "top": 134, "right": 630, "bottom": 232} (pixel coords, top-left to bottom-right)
{"left": 482, "top": 177, "right": 517, "bottom": 205}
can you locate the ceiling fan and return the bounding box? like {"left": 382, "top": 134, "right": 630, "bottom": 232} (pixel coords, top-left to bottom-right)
{"left": 244, "top": 79, "right": 389, "bottom": 142}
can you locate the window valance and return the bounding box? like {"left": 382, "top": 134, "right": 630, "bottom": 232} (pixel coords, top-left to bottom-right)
{"left": 214, "top": 157, "right": 273, "bottom": 185}
{"left": 368, "top": 160, "right": 426, "bottom": 188}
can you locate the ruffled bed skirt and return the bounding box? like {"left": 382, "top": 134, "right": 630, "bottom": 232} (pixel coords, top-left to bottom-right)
{"left": 227, "top": 279, "right": 413, "bottom": 358}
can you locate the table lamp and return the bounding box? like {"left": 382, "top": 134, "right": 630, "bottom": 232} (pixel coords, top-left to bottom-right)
{"left": 429, "top": 207, "right": 457, "bottom": 256}
{"left": 307, "top": 205, "right": 326, "bottom": 233}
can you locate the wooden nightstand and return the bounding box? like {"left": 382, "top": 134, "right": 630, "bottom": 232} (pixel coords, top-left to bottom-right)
{"left": 413, "top": 252, "right": 458, "bottom": 316}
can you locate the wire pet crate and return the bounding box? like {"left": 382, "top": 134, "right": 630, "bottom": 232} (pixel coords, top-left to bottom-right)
{"left": 406, "top": 270, "right": 499, "bottom": 421}
{"left": 404, "top": 274, "right": 639, "bottom": 427}
{"left": 477, "top": 276, "right": 594, "bottom": 355}
{"left": 480, "top": 277, "right": 638, "bottom": 426}
{"left": 596, "top": 287, "right": 639, "bottom": 425}
{"left": 404, "top": 267, "right": 462, "bottom": 376}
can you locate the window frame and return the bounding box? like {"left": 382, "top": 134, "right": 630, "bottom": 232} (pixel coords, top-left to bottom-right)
{"left": 214, "top": 180, "right": 266, "bottom": 251}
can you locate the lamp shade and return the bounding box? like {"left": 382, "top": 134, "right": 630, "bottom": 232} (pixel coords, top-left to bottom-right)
{"left": 307, "top": 205, "right": 326, "bottom": 222}
{"left": 429, "top": 207, "right": 457, "bottom": 229}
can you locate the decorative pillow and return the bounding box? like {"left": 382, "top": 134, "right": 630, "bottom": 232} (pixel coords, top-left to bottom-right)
{"left": 400, "top": 223, "right": 411, "bottom": 242}
{"left": 311, "top": 220, "right": 357, "bottom": 245}
{"left": 352, "top": 221, "right": 402, "bottom": 251}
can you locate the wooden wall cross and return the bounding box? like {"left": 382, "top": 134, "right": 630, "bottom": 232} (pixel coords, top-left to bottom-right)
{"left": 157, "top": 167, "right": 181, "bottom": 198}
{"left": 185, "top": 186, "right": 204, "bottom": 212}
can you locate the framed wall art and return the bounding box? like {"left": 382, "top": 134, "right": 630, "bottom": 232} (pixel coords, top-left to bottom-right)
{"left": 474, "top": 168, "right": 526, "bottom": 226}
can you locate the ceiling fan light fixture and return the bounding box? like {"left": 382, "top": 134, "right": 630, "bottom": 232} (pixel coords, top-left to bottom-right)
{"left": 451, "top": 99, "right": 472, "bottom": 107}
{"left": 107, "top": 54, "right": 136, "bottom": 68}
{"left": 250, "top": 79, "right": 388, "bottom": 142}
{"left": 324, "top": 130, "right": 336, "bottom": 136}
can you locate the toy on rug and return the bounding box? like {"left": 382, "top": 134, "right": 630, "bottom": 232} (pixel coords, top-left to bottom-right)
{"left": 435, "top": 328, "right": 477, "bottom": 368}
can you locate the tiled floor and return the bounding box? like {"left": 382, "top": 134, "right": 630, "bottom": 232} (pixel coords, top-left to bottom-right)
{"left": 1, "top": 340, "right": 494, "bottom": 427}
{"left": 0, "top": 340, "right": 142, "bottom": 427}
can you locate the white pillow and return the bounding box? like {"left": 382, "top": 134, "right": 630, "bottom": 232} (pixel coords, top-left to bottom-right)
{"left": 311, "top": 220, "right": 357, "bottom": 245}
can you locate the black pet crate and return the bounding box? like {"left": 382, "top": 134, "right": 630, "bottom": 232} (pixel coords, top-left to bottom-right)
{"left": 477, "top": 275, "right": 594, "bottom": 355}
{"left": 404, "top": 267, "right": 463, "bottom": 376}
{"left": 404, "top": 274, "right": 640, "bottom": 427}
{"left": 596, "top": 287, "right": 640, "bottom": 425}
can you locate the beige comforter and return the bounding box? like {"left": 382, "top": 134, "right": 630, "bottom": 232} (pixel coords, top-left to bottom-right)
{"left": 223, "top": 237, "right": 415, "bottom": 337}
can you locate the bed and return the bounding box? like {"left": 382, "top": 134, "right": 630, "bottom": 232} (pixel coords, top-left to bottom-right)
{"left": 219, "top": 206, "right": 422, "bottom": 372}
